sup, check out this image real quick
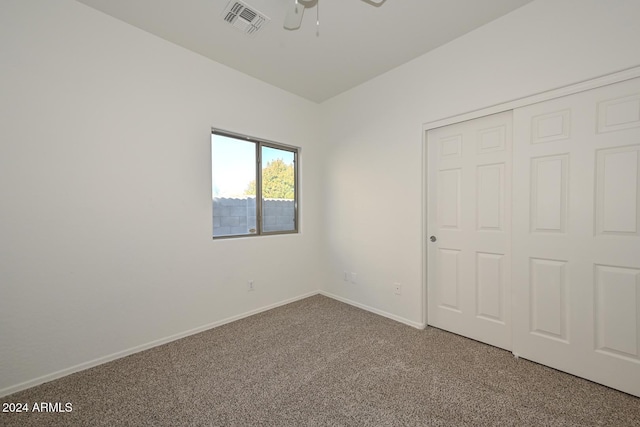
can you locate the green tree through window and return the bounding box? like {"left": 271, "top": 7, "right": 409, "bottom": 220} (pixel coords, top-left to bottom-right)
{"left": 244, "top": 158, "right": 294, "bottom": 199}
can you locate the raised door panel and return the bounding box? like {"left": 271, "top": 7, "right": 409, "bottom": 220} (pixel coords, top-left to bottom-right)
{"left": 476, "top": 164, "right": 505, "bottom": 232}
{"left": 529, "top": 258, "right": 569, "bottom": 343}
{"left": 595, "top": 265, "right": 640, "bottom": 361}
{"left": 531, "top": 110, "right": 571, "bottom": 144}
{"left": 477, "top": 126, "right": 507, "bottom": 154}
{"left": 437, "top": 249, "right": 461, "bottom": 312}
{"left": 597, "top": 94, "right": 640, "bottom": 133}
{"left": 530, "top": 155, "right": 568, "bottom": 234}
{"left": 440, "top": 135, "right": 462, "bottom": 159}
{"left": 595, "top": 145, "right": 640, "bottom": 236}
{"left": 476, "top": 252, "right": 505, "bottom": 323}
{"left": 438, "top": 169, "right": 461, "bottom": 230}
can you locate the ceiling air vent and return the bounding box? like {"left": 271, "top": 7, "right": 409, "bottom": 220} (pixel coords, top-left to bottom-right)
{"left": 222, "top": 0, "right": 270, "bottom": 36}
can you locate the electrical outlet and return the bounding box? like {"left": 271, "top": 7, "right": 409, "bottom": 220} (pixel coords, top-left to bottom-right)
{"left": 351, "top": 272, "right": 357, "bottom": 284}
{"left": 343, "top": 271, "right": 349, "bottom": 281}
{"left": 248, "top": 280, "right": 255, "bottom": 291}
{"left": 393, "top": 283, "right": 401, "bottom": 295}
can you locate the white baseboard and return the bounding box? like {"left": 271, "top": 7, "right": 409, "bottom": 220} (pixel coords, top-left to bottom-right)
{"left": 319, "top": 291, "right": 426, "bottom": 330}
{"left": 0, "top": 290, "right": 319, "bottom": 398}
{"left": 1, "top": 290, "right": 424, "bottom": 398}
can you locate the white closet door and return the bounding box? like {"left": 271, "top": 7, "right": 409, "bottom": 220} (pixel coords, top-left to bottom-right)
{"left": 513, "top": 77, "right": 640, "bottom": 397}
{"left": 427, "top": 111, "right": 512, "bottom": 350}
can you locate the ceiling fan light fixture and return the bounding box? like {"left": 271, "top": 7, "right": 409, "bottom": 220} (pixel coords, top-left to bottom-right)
{"left": 284, "top": 0, "right": 306, "bottom": 30}
{"left": 284, "top": 0, "right": 384, "bottom": 32}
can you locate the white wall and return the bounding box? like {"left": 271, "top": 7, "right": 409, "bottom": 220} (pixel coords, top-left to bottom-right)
{"left": 3, "top": 0, "right": 640, "bottom": 397}
{"left": 0, "top": 0, "right": 323, "bottom": 394}
{"left": 320, "top": 0, "right": 640, "bottom": 325}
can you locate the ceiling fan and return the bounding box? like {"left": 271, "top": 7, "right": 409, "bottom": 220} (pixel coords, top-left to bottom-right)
{"left": 284, "top": 0, "right": 386, "bottom": 31}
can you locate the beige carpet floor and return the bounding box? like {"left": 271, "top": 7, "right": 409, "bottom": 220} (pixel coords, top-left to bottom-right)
{"left": 2, "top": 294, "right": 640, "bottom": 426}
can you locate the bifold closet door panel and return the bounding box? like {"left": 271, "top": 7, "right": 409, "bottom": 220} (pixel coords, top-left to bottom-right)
{"left": 427, "top": 111, "right": 512, "bottom": 351}
{"left": 512, "top": 77, "right": 640, "bottom": 397}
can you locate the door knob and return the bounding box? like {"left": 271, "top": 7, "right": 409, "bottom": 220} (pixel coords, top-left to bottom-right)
{"left": 430, "top": 236, "right": 437, "bottom": 242}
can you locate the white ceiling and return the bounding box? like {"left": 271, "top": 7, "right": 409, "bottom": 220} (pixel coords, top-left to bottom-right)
{"left": 76, "top": 0, "right": 534, "bottom": 103}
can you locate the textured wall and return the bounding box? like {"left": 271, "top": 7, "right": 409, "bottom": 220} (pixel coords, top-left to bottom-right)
{"left": 0, "top": 0, "right": 323, "bottom": 395}
{"left": 320, "top": 0, "right": 640, "bottom": 326}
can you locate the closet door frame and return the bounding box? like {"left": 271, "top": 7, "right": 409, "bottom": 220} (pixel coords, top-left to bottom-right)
{"left": 422, "top": 65, "right": 640, "bottom": 396}
{"left": 422, "top": 65, "right": 640, "bottom": 328}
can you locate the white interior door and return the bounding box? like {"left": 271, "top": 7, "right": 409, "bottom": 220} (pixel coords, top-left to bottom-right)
{"left": 512, "top": 77, "right": 640, "bottom": 397}
{"left": 427, "top": 111, "right": 512, "bottom": 350}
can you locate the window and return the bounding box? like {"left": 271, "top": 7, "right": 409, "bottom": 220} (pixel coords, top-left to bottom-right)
{"left": 211, "top": 129, "right": 298, "bottom": 238}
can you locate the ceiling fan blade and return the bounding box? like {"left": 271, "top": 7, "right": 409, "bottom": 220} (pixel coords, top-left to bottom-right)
{"left": 284, "top": 0, "right": 305, "bottom": 30}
